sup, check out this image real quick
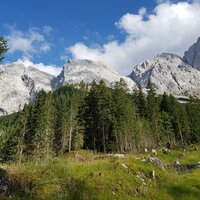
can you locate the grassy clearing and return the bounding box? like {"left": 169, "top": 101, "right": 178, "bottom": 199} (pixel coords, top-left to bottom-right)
{"left": 0, "top": 147, "right": 200, "bottom": 200}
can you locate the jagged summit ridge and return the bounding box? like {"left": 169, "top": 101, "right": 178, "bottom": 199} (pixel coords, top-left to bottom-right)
{"left": 0, "top": 59, "right": 136, "bottom": 115}
{"left": 1, "top": 37, "right": 200, "bottom": 115}
{"left": 56, "top": 59, "right": 136, "bottom": 90}
{"left": 130, "top": 53, "right": 200, "bottom": 96}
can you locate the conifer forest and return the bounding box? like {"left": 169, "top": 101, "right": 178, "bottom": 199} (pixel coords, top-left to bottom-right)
{"left": 0, "top": 79, "right": 200, "bottom": 163}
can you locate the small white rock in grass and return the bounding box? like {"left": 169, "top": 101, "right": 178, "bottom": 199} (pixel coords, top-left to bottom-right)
{"left": 121, "top": 164, "right": 128, "bottom": 169}
{"left": 151, "top": 149, "right": 157, "bottom": 156}
{"left": 173, "top": 160, "right": 180, "bottom": 167}
{"left": 151, "top": 170, "right": 155, "bottom": 180}
{"left": 113, "top": 154, "right": 125, "bottom": 159}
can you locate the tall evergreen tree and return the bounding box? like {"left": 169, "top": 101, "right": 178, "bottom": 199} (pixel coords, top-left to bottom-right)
{"left": 133, "top": 84, "right": 147, "bottom": 118}
{"left": 111, "top": 79, "right": 136, "bottom": 152}
{"left": 146, "top": 79, "right": 161, "bottom": 143}
{"left": 0, "top": 36, "right": 8, "bottom": 62}
{"left": 187, "top": 99, "right": 200, "bottom": 143}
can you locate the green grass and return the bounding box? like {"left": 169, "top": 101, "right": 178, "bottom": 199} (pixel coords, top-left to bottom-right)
{"left": 1, "top": 147, "right": 200, "bottom": 200}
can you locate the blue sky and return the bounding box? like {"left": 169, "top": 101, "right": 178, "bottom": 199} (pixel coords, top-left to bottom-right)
{"left": 1, "top": 0, "right": 200, "bottom": 75}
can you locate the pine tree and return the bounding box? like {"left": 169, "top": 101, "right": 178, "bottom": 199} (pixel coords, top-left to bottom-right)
{"left": 111, "top": 79, "right": 136, "bottom": 152}
{"left": 160, "top": 92, "right": 170, "bottom": 112}
{"left": 23, "top": 90, "right": 56, "bottom": 160}
{"left": 0, "top": 36, "right": 8, "bottom": 62}
{"left": 133, "top": 85, "right": 147, "bottom": 117}
{"left": 186, "top": 99, "right": 200, "bottom": 143}
{"left": 160, "top": 111, "right": 174, "bottom": 144}
{"left": 54, "top": 84, "right": 86, "bottom": 154}
{"left": 79, "top": 80, "right": 112, "bottom": 152}
{"left": 146, "top": 79, "right": 161, "bottom": 143}
{"left": 1, "top": 104, "right": 30, "bottom": 162}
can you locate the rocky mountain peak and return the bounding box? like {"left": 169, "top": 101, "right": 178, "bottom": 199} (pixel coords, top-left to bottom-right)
{"left": 57, "top": 59, "right": 136, "bottom": 90}
{"left": 2, "top": 37, "right": 200, "bottom": 116}
{"left": 183, "top": 37, "right": 200, "bottom": 70}
{"left": 0, "top": 63, "right": 53, "bottom": 115}
{"left": 130, "top": 52, "right": 200, "bottom": 96}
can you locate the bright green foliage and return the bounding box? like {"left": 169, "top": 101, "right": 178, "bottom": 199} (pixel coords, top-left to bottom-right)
{"left": 1, "top": 147, "right": 200, "bottom": 200}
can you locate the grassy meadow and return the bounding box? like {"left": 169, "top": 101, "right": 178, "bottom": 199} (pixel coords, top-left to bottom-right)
{"left": 0, "top": 147, "right": 200, "bottom": 200}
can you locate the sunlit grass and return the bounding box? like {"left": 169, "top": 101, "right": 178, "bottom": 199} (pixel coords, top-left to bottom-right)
{"left": 1, "top": 146, "right": 199, "bottom": 200}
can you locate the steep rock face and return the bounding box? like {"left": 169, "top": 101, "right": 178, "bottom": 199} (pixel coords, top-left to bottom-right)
{"left": 0, "top": 63, "right": 53, "bottom": 115}
{"left": 56, "top": 59, "right": 136, "bottom": 90}
{"left": 130, "top": 53, "right": 200, "bottom": 96}
{"left": 184, "top": 37, "right": 200, "bottom": 70}
{"left": 0, "top": 60, "right": 136, "bottom": 116}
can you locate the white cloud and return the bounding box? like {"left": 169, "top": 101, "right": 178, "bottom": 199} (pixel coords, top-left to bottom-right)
{"left": 68, "top": 1, "right": 200, "bottom": 75}
{"left": 43, "top": 26, "right": 53, "bottom": 34}
{"left": 6, "top": 26, "right": 51, "bottom": 59}
{"left": 16, "top": 59, "right": 62, "bottom": 76}
{"left": 40, "top": 43, "right": 51, "bottom": 52}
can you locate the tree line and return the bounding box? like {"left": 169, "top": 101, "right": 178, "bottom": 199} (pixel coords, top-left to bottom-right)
{"left": 0, "top": 79, "right": 200, "bottom": 163}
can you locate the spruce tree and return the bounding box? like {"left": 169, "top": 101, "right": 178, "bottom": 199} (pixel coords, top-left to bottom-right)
{"left": 133, "top": 85, "right": 147, "bottom": 117}
{"left": 146, "top": 79, "right": 161, "bottom": 143}
{"left": 111, "top": 79, "right": 136, "bottom": 152}
{"left": 0, "top": 36, "right": 8, "bottom": 62}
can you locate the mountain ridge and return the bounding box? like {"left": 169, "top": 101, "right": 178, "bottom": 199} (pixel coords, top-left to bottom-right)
{"left": 1, "top": 37, "right": 200, "bottom": 115}
{"left": 129, "top": 38, "right": 200, "bottom": 96}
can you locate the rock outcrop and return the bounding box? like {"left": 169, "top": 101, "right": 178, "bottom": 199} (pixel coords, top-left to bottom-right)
{"left": 130, "top": 53, "right": 200, "bottom": 97}
{"left": 0, "top": 60, "right": 136, "bottom": 115}
{"left": 184, "top": 37, "right": 200, "bottom": 70}
{"left": 2, "top": 37, "right": 200, "bottom": 116}
{"left": 56, "top": 59, "right": 136, "bottom": 90}
{"left": 0, "top": 63, "right": 53, "bottom": 115}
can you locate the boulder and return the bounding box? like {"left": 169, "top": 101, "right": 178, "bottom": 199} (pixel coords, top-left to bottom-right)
{"left": 184, "top": 37, "right": 200, "bottom": 70}
{"left": 113, "top": 154, "right": 125, "bottom": 159}
{"left": 148, "top": 157, "right": 165, "bottom": 170}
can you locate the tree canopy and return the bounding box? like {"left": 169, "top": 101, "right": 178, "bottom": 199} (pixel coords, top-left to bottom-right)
{"left": 0, "top": 36, "right": 8, "bottom": 62}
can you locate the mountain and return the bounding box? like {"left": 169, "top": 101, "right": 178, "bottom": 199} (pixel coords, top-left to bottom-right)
{"left": 184, "top": 37, "right": 200, "bottom": 70}
{"left": 130, "top": 53, "right": 200, "bottom": 96}
{"left": 54, "top": 59, "right": 136, "bottom": 90}
{"left": 0, "top": 59, "right": 136, "bottom": 115}
{"left": 1, "top": 37, "right": 200, "bottom": 115}
{"left": 0, "top": 63, "right": 53, "bottom": 115}
{"left": 130, "top": 38, "right": 200, "bottom": 97}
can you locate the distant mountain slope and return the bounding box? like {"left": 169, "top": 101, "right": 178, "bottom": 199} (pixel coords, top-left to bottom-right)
{"left": 55, "top": 59, "right": 136, "bottom": 90}
{"left": 129, "top": 53, "right": 200, "bottom": 96}
{"left": 0, "top": 60, "right": 136, "bottom": 115}
{"left": 1, "top": 37, "right": 200, "bottom": 115}
{"left": 0, "top": 63, "right": 53, "bottom": 115}
{"left": 184, "top": 37, "right": 200, "bottom": 70}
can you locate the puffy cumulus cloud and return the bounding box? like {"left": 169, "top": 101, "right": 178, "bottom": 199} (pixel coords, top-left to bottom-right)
{"left": 68, "top": 1, "right": 200, "bottom": 75}
{"left": 6, "top": 26, "right": 52, "bottom": 59}
{"left": 16, "top": 59, "right": 62, "bottom": 76}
